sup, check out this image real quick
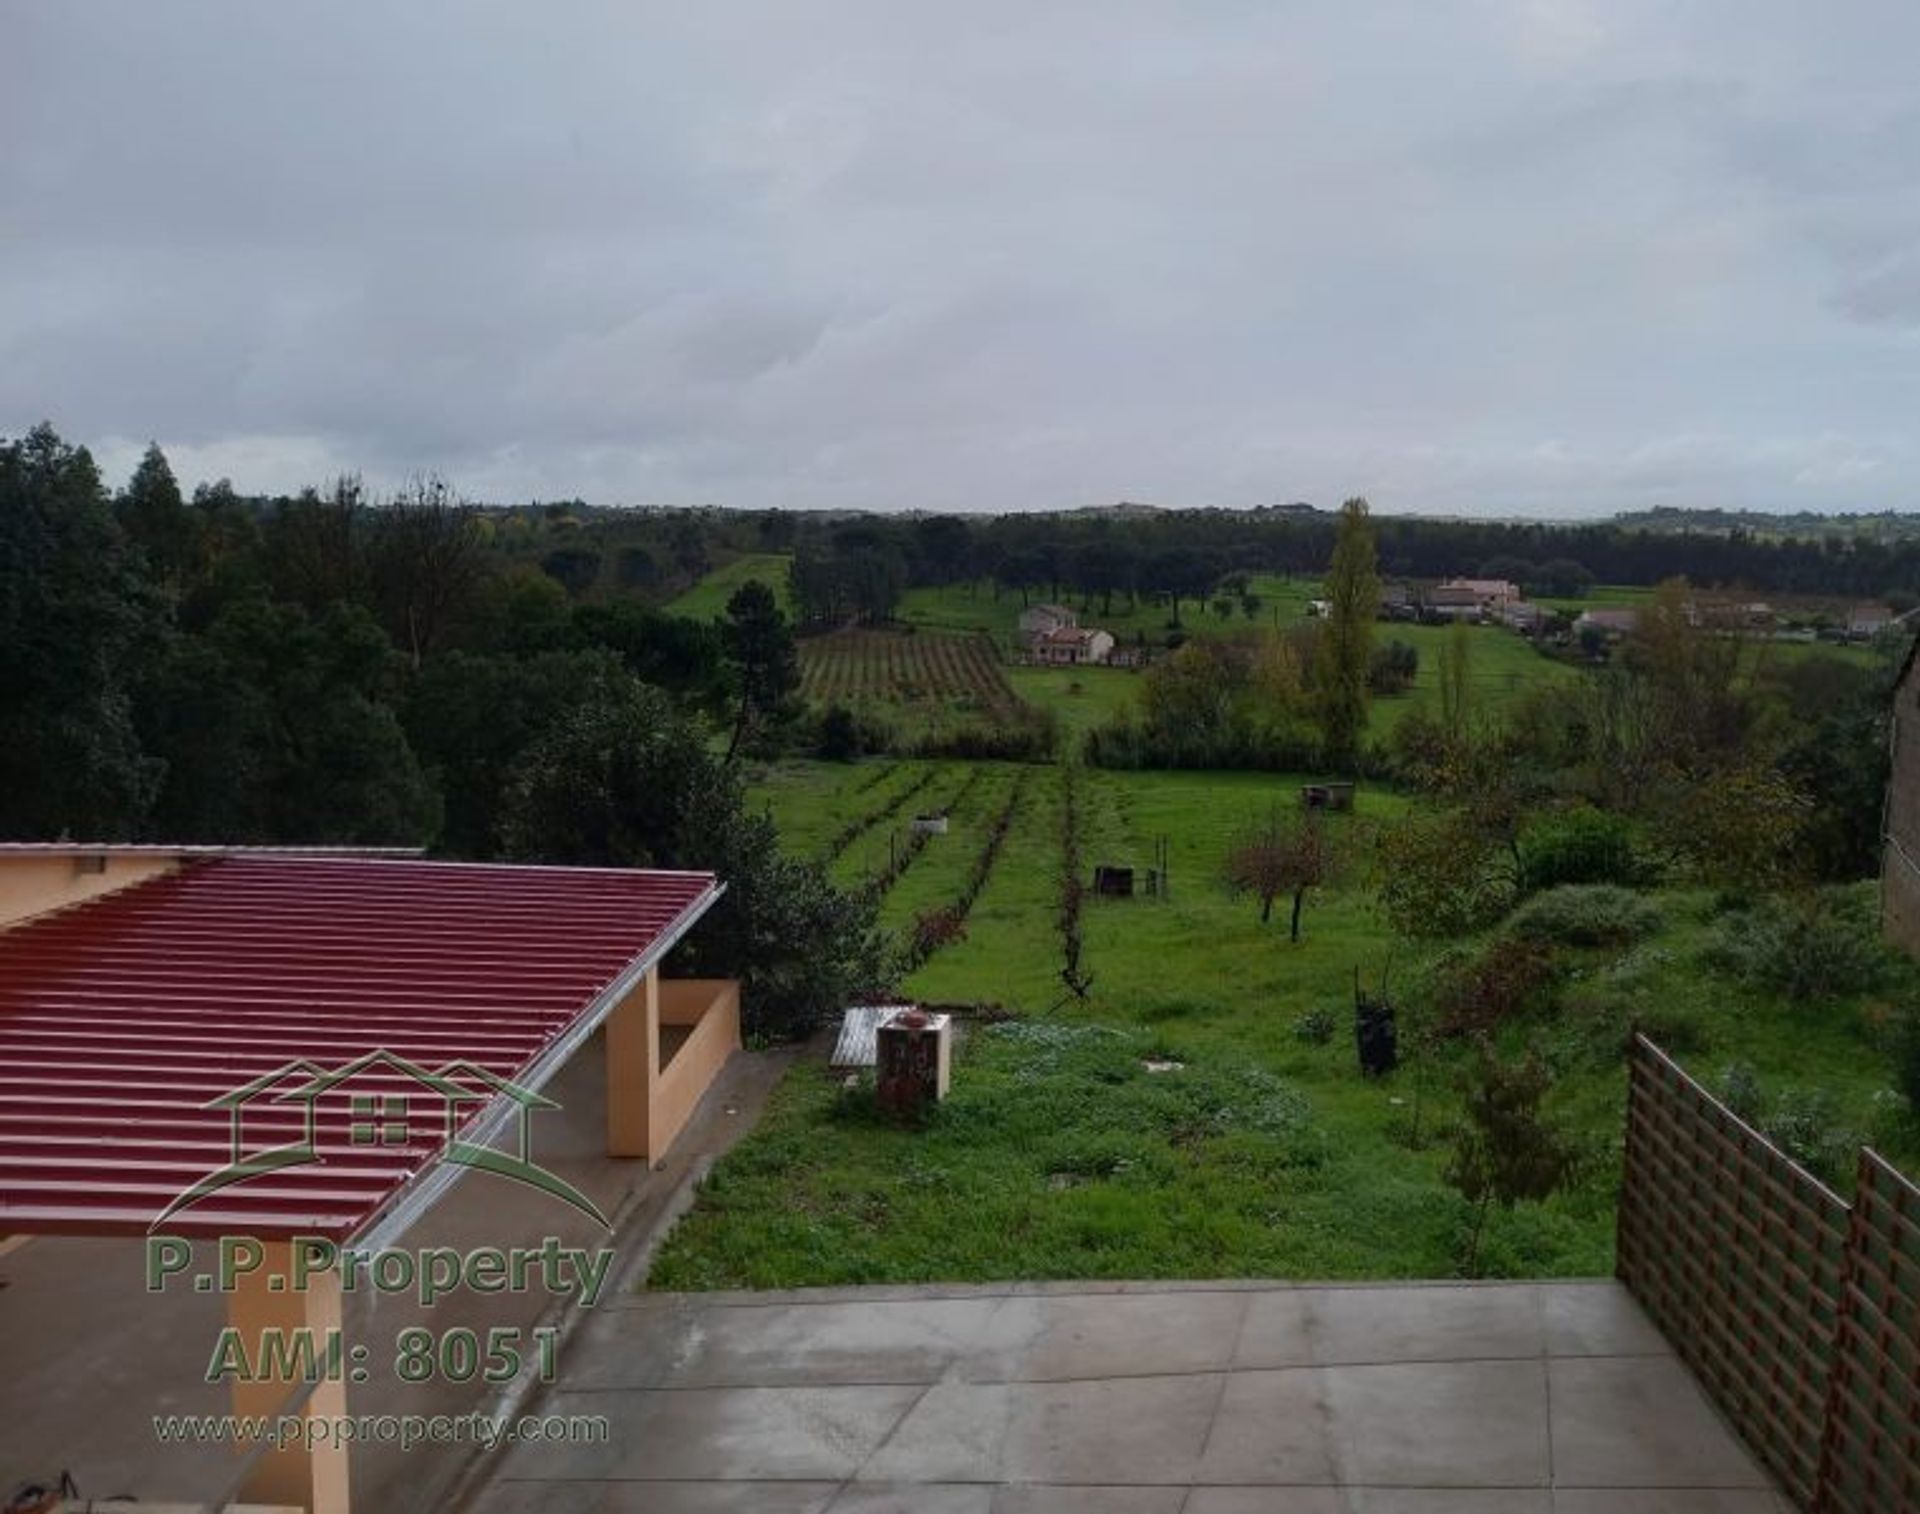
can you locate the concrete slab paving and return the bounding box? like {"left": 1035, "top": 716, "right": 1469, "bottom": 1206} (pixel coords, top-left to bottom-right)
{"left": 461, "top": 1280, "right": 1785, "bottom": 1512}
{"left": 1187, "top": 1492, "right": 1550, "bottom": 1514}
{"left": 1549, "top": 1357, "right": 1774, "bottom": 1490}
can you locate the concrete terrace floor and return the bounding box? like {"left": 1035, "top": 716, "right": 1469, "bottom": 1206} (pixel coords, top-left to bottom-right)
{"left": 464, "top": 1278, "right": 1786, "bottom": 1513}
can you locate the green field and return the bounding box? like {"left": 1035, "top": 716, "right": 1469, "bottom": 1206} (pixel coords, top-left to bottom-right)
{"left": 899, "top": 574, "right": 1319, "bottom": 647}
{"left": 652, "top": 757, "right": 1920, "bottom": 1290}
{"left": 656, "top": 558, "right": 1907, "bottom": 1290}
{"left": 900, "top": 575, "right": 1577, "bottom": 740}
{"left": 664, "top": 552, "right": 794, "bottom": 619}
{"left": 1370, "top": 621, "right": 1574, "bottom": 731}
{"left": 665, "top": 557, "right": 1863, "bottom": 746}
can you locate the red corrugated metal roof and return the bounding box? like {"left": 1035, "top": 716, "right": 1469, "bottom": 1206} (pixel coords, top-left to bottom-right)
{"left": 0, "top": 855, "right": 720, "bottom": 1242}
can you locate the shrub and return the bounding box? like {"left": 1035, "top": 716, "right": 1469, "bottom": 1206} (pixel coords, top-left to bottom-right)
{"left": 1551, "top": 991, "right": 1709, "bottom": 1071}
{"left": 1868, "top": 1087, "right": 1917, "bottom": 1151}
{"left": 1717, "top": 1061, "right": 1764, "bottom": 1122}
{"left": 914, "top": 710, "right": 1058, "bottom": 762}
{"left": 815, "top": 703, "right": 890, "bottom": 761}
{"left": 1890, "top": 1006, "right": 1920, "bottom": 1114}
{"left": 1367, "top": 640, "right": 1419, "bottom": 696}
{"left": 1507, "top": 885, "right": 1663, "bottom": 948}
{"left": 1762, "top": 1087, "right": 1857, "bottom": 1184}
{"left": 1445, "top": 1045, "right": 1581, "bottom": 1273}
{"left": 909, "top": 905, "right": 968, "bottom": 963}
{"left": 1517, "top": 806, "right": 1650, "bottom": 891}
{"left": 1386, "top": 706, "right": 1454, "bottom": 789}
{"left": 1425, "top": 938, "right": 1562, "bottom": 1037}
{"left": 1705, "top": 888, "right": 1887, "bottom": 1002}
{"left": 1377, "top": 811, "right": 1518, "bottom": 940}
{"left": 1293, "top": 1006, "right": 1337, "bottom": 1044}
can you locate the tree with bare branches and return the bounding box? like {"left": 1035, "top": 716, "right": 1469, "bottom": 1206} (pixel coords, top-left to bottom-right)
{"left": 1224, "top": 807, "right": 1338, "bottom": 942}
{"left": 369, "top": 474, "right": 483, "bottom": 666}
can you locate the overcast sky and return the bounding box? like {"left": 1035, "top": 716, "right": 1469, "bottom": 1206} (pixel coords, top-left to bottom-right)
{"left": 6, "top": 2, "right": 1919, "bottom": 515}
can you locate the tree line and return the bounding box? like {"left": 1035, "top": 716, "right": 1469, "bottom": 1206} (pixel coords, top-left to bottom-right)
{"left": 768, "top": 504, "right": 1920, "bottom": 630}
{"left": 0, "top": 424, "right": 858, "bottom": 1037}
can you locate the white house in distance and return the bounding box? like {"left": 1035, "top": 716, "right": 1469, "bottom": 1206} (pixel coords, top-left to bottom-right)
{"left": 1018, "top": 603, "right": 1078, "bottom": 646}
{"left": 1035, "top": 625, "right": 1116, "bottom": 666}
{"left": 1848, "top": 603, "right": 1908, "bottom": 640}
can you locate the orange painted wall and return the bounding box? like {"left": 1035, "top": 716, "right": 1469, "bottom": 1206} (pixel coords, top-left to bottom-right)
{"left": 0, "top": 852, "right": 181, "bottom": 930}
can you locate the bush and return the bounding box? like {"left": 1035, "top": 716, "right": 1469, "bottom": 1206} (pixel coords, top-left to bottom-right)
{"left": 914, "top": 711, "right": 1058, "bottom": 762}
{"left": 1518, "top": 806, "right": 1650, "bottom": 891}
{"left": 1507, "top": 885, "right": 1663, "bottom": 948}
{"left": 1386, "top": 707, "right": 1454, "bottom": 789}
{"left": 1424, "top": 938, "right": 1562, "bottom": 1037}
{"left": 1293, "top": 1006, "right": 1336, "bottom": 1044}
{"left": 1868, "top": 1088, "right": 1917, "bottom": 1150}
{"left": 1717, "top": 1061, "right": 1764, "bottom": 1122}
{"left": 816, "top": 703, "right": 891, "bottom": 761}
{"left": 907, "top": 905, "right": 968, "bottom": 965}
{"left": 1368, "top": 640, "right": 1419, "bottom": 696}
{"left": 1705, "top": 888, "right": 1887, "bottom": 1002}
{"left": 1889, "top": 1006, "right": 1920, "bottom": 1114}
{"left": 1761, "top": 1087, "right": 1857, "bottom": 1184}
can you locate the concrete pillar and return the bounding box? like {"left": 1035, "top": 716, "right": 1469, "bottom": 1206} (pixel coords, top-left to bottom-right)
{"left": 228, "top": 1238, "right": 349, "bottom": 1513}
{"left": 607, "top": 965, "right": 660, "bottom": 1162}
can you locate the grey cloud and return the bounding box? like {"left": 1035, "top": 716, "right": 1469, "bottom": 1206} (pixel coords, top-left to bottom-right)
{"left": 6, "top": 0, "right": 1920, "bottom": 514}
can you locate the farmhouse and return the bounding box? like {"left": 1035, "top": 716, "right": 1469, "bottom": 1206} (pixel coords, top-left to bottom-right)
{"left": 1849, "top": 602, "right": 1899, "bottom": 639}
{"left": 1691, "top": 599, "right": 1774, "bottom": 631}
{"left": 1426, "top": 577, "right": 1520, "bottom": 619}
{"left": 1035, "top": 625, "right": 1115, "bottom": 665}
{"left": 1017, "top": 602, "right": 1077, "bottom": 646}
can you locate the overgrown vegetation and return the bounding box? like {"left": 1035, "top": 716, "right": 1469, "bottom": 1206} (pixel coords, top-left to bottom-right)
{"left": 1507, "top": 885, "right": 1664, "bottom": 948}
{"left": 1704, "top": 887, "right": 1887, "bottom": 1003}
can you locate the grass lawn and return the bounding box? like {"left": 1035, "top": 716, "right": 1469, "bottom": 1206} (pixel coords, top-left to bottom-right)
{"left": 665, "top": 552, "right": 794, "bottom": 619}
{"left": 656, "top": 760, "right": 1920, "bottom": 1291}
{"left": 1005, "top": 665, "right": 1144, "bottom": 740}
{"left": 899, "top": 574, "right": 1320, "bottom": 648}
{"left": 1369, "top": 622, "right": 1573, "bottom": 732}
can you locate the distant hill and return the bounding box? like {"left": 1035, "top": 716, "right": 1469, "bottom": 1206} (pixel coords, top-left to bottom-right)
{"left": 1609, "top": 506, "right": 1920, "bottom": 542}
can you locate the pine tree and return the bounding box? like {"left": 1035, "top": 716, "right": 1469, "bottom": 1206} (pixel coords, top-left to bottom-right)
{"left": 119, "top": 442, "right": 196, "bottom": 590}
{"left": 722, "top": 579, "right": 800, "bottom": 761}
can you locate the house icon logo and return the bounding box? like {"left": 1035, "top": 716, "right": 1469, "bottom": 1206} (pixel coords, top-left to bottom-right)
{"left": 151, "top": 1050, "right": 610, "bottom": 1231}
